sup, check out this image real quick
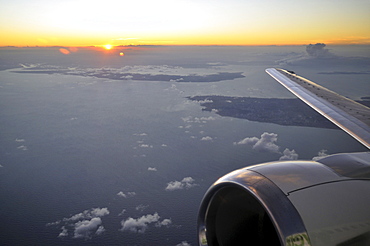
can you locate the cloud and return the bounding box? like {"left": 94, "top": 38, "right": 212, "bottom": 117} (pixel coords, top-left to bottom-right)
{"left": 15, "top": 138, "right": 25, "bottom": 142}
{"left": 62, "top": 207, "right": 110, "bottom": 222}
{"left": 117, "top": 191, "right": 136, "bottom": 198}
{"left": 177, "top": 242, "right": 192, "bottom": 246}
{"left": 47, "top": 207, "right": 110, "bottom": 240}
{"left": 118, "top": 209, "right": 126, "bottom": 216}
{"left": 182, "top": 116, "right": 215, "bottom": 124}
{"left": 279, "top": 148, "right": 299, "bottom": 160}
{"left": 135, "top": 204, "right": 149, "bottom": 212}
{"left": 312, "top": 149, "right": 329, "bottom": 161}
{"left": 165, "top": 177, "right": 197, "bottom": 191}
{"left": 201, "top": 136, "right": 213, "bottom": 141}
{"left": 306, "top": 43, "right": 334, "bottom": 58}
{"left": 120, "top": 213, "right": 171, "bottom": 233}
{"left": 148, "top": 167, "right": 157, "bottom": 171}
{"left": 156, "top": 218, "right": 172, "bottom": 227}
{"left": 90, "top": 207, "right": 110, "bottom": 217}
{"left": 17, "top": 145, "right": 28, "bottom": 150}
{"left": 234, "top": 136, "right": 259, "bottom": 145}
{"left": 73, "top": 218, "right": 103, "bottom": 239}
{"left": 58, "top": 226, "right": 68, "bottom": 237}
{"left": 95, "top": 226, "right": 106, "bottom": 235}
{"left": 139, "top": 144, "right": 153, "bottom": 148}
{"left": 234, "top": 132, "right": 280, "bottom": 153}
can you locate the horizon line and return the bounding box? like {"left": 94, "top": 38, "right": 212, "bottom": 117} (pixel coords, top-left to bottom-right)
{"left": 2, "top": 43, "right": 370, "bottom": 48}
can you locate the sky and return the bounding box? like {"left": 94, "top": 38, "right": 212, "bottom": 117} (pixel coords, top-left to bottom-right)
{"left": 1, "top": 0, "right": 370, "bottom": 47}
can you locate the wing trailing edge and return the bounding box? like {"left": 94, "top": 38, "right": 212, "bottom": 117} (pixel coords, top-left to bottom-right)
{"left": 266, "top": 68, "right": 370, "bottom": 149}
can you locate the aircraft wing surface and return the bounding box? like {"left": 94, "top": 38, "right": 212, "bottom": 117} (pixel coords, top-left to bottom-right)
{"left": 266, "top": 68, "right": 370, "bottom": 149}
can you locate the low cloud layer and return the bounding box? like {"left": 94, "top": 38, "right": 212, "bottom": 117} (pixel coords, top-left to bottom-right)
{"left": 73, "top": 218, "right": 103, "bottom": 239}
{"left": 117, "top": 191, "right": 136, "bottom": 198}
{"left": 120, "top": 213, "right": 171, "bottom": 233}
{"left": 165, "top": 177, "right": 197, "bottom": 191}
{"left": 201, "top": 136, "right": 213, "bottom": 141}
{"left": 47, "top": 207, "right": 110, "bottom": 240}
{"left": 312, "top": 149, "right": 329, "bottom": 161}
{"left": 235, "top": 132, "right": 300, "bottom": 160}
{"left": 234, "top": 132, "right": 280, "bottom": 153}
{"left": 279, "top": 148, "right": 299, "bottom": 160}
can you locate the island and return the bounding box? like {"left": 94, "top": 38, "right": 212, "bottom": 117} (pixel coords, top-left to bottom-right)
{"left": 188, "top": 95, "right": 339, "bottom": 129}
{"left": 13, "top": 69, "right": 245, "bottom": 83}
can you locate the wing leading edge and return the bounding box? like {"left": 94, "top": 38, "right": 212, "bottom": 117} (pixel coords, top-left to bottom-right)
{"left": 266, "top": 68, "right": 370, "bottom": 149}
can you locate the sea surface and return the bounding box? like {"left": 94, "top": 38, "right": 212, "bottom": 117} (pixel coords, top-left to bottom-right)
{"left": 0, "top": 45, "right": 369, "bottom": 245}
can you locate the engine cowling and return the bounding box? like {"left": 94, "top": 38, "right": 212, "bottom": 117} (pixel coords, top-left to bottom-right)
{"left": 198, "top": 152, "right": 370, "bottom": 246}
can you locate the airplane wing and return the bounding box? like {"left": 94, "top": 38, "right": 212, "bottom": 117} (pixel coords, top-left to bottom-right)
{"left": 266, "top": 68, "right": 370, "bottom": 149}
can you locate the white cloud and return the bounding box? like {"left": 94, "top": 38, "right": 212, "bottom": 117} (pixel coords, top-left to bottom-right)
{"left": 182, "top": 116, "right": 215, "bottom": 124}
{"left": 156, "top": 218, "right": 172, "bottom": 227}
{"left": 58, "top": 226, "right": 68, "bottom": 237}
{"left": 139, "top": 144, "right": 153, "bottom": 148}
{"left": 312, "top": 149, "right": 329, "bottom": 161}
{"left": 95, "top": 226, "right": 106, "bottom": 235}
{"left": 148, "top": 167, "right": 157, "bottom": 171}
{"left": 201, "top": 136, "right": 213, "bottom": 141}
{"left": 234, "top": 136, "right": 259, "bottom": 145}
{"left": 165, "top": 177, "right": 197, "bottom": 191}
{"left": 177, "top": 241, "right": 192, "bottom": 246}
{"left": 90, "top": 207, "right": 110, "bottom": 217}
{"left": 165, "top": 181, "right": 183, "bottom": 191}
{"left": 279, "top": 148, "right": 299, "bottom": 160}
{"left": 136, "top": 204, "right": 149, "bottom": 212}
{"left": 17, "top": 145, "right": 28, "bottom": 150}
{"left": 120, "top": 212, "right": 171, "bottom": 233}
{"left": 62, "top": 207, "right": 110, "bottom": 222}
{"left": 47, "top": 207, "right": 110, "bottom": 240}
{"left": 73, "top": 217, "right": 102, "bottom": 239}
{"left": 117, "top": 191, "right": 136, "bottom": 198}
{"left": 118, "top": 209, "right": 126, "bottom": 216}
{"left": 197, "top": 99, "right": 213, "bottom": 104}
{"left": 234, "top": 132, "right": 280, "bottom": 153}
{"left": 15, "top": 138, "right": 25, "bottom": 142}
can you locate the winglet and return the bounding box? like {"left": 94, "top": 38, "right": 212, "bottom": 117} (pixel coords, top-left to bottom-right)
{"left": 266, "top": 68, "right": 370, "bottom": 149}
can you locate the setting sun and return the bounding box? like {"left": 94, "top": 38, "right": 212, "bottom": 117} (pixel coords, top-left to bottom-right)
{"left": 104, "top": 44, "right": 113, "bottom": 50}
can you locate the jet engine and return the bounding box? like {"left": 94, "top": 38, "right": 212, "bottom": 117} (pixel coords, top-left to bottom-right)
{"left": 198, "top": 152, "right": 370, "bottom": 246}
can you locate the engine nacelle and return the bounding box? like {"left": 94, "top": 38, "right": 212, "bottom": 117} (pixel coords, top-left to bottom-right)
{"left": 198, "top": 152, "right": 370, "bottom": 246}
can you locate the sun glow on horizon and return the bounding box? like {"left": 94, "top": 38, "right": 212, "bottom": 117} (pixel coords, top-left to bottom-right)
{"left": 104, "top": 44, "right": 113, "bottom": 50}
{"left": 0, "top": 0, "right": 369, "bottom": 47}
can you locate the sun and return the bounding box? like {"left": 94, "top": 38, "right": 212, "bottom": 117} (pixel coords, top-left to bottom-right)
{"left": 104, "top": 44, "right": 113, "bottom": 50}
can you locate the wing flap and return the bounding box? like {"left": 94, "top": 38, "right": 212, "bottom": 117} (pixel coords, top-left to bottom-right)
{"left": 266, "top": 68, "right": 370, "bottom": 149}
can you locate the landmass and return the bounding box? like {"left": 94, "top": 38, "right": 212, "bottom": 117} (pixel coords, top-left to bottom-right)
{"left": 188, "top": 95, "right": 340, "bottom": 129}
{"left": 13, "top": 69, "right": 245, "bottom": 83}
{"left": 189, "top": 95, "right": 370, "bottom": 129}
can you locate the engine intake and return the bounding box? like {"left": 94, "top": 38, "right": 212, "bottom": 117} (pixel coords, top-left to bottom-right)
{"left": 198, "top": 168, "right": 310, "bottom": 246}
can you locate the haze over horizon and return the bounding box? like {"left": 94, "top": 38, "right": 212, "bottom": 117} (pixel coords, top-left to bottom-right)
{"left": 1, "top": 0, "right": 370, "bottom": 47}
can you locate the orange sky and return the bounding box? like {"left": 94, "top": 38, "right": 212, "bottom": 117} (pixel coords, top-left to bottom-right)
{"left": 1, "top": 0, "right": 370, "bottom": 47}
